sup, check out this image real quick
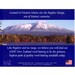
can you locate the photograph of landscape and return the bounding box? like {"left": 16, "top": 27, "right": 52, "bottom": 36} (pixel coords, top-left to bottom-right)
{"left": 0, "top": 20, "right": 75, "bottom": 44}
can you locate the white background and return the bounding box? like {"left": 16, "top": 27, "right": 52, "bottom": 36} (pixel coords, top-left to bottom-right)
{"left": 0, "top": 0, "right": 75, "bottom": 9}
{"left": 0, "top": 0, "right": 75, "bottom": 75}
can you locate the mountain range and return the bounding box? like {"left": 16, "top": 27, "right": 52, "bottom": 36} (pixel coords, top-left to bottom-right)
{"left": 0, "top": 21, "right": 74, "bottom": 35}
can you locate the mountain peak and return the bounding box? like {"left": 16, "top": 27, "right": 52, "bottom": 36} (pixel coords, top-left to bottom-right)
{"left": 30, "top": 21, "right": 48, "bottom": 30}
{"left": 31, "top": 21, "right": 59, "bottom": 31}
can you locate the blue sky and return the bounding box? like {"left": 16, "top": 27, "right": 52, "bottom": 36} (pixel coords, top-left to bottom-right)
{"left": 1, "top": 20, "right": 74, "bottom": 31}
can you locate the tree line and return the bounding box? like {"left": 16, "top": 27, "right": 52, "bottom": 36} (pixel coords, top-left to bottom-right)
{"left": 0, "top": 34, "right": 74, "bottom": 43}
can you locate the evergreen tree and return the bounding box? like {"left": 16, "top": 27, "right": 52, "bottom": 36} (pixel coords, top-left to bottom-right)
{"left": 66, "top": 36, "right": 71, "bottom": 43}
